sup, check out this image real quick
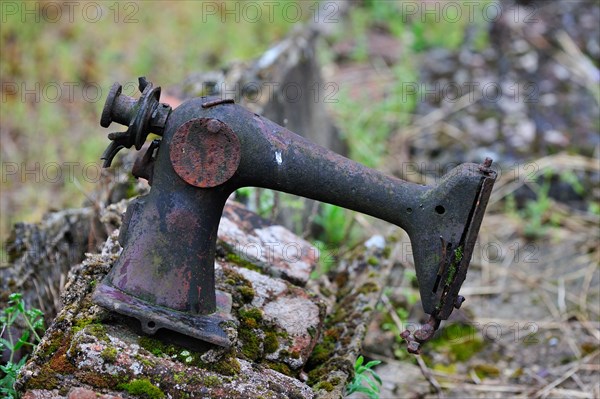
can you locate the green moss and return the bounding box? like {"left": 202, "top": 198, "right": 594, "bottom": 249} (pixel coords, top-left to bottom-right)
{"left": 173, "top": 372, "right": 186, "bottom": 384}
{"left": 473, "top": 363, "right": 500, "bottom": 379}
{"left": 319, "top": 286, "right": 333, "bottom": 297}
{"left": 210, "top": 356, "right": 241, "bottom": 376}
{"left": 307, "top": 364, "right": 335, "bottom": 386}
{"left": 222, "top": 267, "right": 257, "bottom": 306}
{"left": 330, "top": 376, "right": 341, "bottom": 385}
{"left": 324, "top": 328, "right": 341, "bottom": 340}
{"left": 37, "top": 330, "right": 65, "bottom": 359}
{"left": 430, "top": 323, "right": 485, "bottom": 362}
{"left": 203, "top": 375, "right": 221, "bottom": 387}
{"left": 78, "top": 372, "right": 125, "bottom": 389}
{"left": 367, "top": 257, "right": 379, "bottom": 266}
{"left": 225, "top": 253, "right": 261, "bottom": 272}
{"left": 139, "top": 334, "right": 241, "bottom": 376}
{"left": 265, "top": 361, "right": 293, "bottom": 376}
{"left": 88, "top": 324, "right": 109, "bottom": 342}
{"left": 237, "top": 307, "right": 267, "bottom": 360}
{"left": 139, "top": 336, "right": 167, "bottom": 357}
{"left": 26, "top": 364, "right": 59, "bottom": 390}
{"left": 239, "top": 307, "right": 263, "bottom": 322}
{"left": 118, "top": 379, "right": 165, "bottom": 399}
{"left": 306, "top": 334, "right": 336, "bottom": 369}
{"left": 356, "top": 281, "right": 379, "bottom": 295}
{"left": 315, "top": 381, "right": 334, "bottom": 392}
{"left": 335, "top": 285, "right": 352, "bottom": 301}
{"left": 264, "top": 332, "right": 279, "bottom": 354}
{"left": 454, "top": 246, "right": 463, "bottom": 261}
{"left": 135, "top": 355, "right": 157, "bottom": 369}
{"left": 446, "top": 246, "right": 463, "bottom": 285}
{"left": 101, "top": 346, "right": 118, "bottom": 363}
{"left": 239, "top": 328, "right": 261, "bottom": 360}
{"left": 382, "top": 246, "right": 392, "bottom": 258}
{"left": 71, "top": 318, "right": 93, "bottom": 334}
{"left": 238, "top": 286, "right": 255, "bottom": 302}
{"left": 72, "top": 318, "right": 109, "bottom": 342}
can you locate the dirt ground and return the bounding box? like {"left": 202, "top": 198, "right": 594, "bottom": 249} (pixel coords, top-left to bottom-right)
{"left": 330, "top": 1, "right": 599, "bottom": 398}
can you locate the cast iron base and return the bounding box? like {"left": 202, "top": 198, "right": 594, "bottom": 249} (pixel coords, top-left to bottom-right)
{"left": 93, "top": 281, "right": 234, "bottom": 348}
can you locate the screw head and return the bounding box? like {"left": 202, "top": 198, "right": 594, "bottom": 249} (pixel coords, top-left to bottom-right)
{"left": 407, "top": 341, "right": 420, "bottom": 354}
{"left": 206, "top": 119, "right": 223, "bottom": 133}
{"left": 414, "top": 324, "right": 435, "bottom": 342}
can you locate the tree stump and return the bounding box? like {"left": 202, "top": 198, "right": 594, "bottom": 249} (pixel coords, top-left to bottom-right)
{"left": 15, "top": 199, "right": 396, "bottom": 398}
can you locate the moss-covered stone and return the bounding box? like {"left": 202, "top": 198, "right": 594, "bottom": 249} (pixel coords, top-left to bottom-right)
{"left": 138, "top": 334, "right": 242, "bottom": 377}
{"left": 138, "top": 336, "right": 168, "bottom": 357}
{"left": 221, "top": 266, "right": 258, "bottom": 307}
{"left": 264, "top": 361, "right": 293, "bottom": 376}
{"left": 382, "top": 246, "right": 392, "bottom": 258}
{"left": 202, "top": 375, "right": 221, "bottom": 387}
{"left": 210, "top": 356, "right": 241, "bottom": 376}
{"left": 225, "top": 253, "right": 262, "bottom": 272}
{"left": 78, "top": 372, "right": 123, "bottom": 389}
{"left": 101, "top": 346, "right": 118, "bottom": 363}
{"left": 239, "top": 328, "right": 261, "bottom": 360}
{"left": 118, "top": 378, "right": 165, "bottom": 399}
{"left": 263, "top": 332, "right": 279, "bottom": 354}
{"left": 25, "top": 364, "right": 60, "bottom": 390}
{"left": 315, "top": 380, "right": 334, "bottom": 392}
{"left": 238, "top": 286, "right": 255, "bottom": 302}
{"left": 306, "top": 334, "right": 335, "bottom": 369}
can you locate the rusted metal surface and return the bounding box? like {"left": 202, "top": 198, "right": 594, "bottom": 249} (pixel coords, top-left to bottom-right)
{"left": 201, "top": 98, "right": 235, "bottom": 108}
{"left": 93, "top": 281, "right": 233, "bottom": 347}
{"left": 100, "top": 77, "right": 171, "bottom": 167}
{"left": 170, "top": 118, "right": 241, "bottom": 188}
{"left": 94, "top": 78, "right": 497, "bottom": 350}
{"left": 132, "top": 139, "right": 160, "bottom": 185}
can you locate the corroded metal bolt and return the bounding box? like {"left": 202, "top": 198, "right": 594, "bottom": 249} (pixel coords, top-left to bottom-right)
{"left": 454, "top": 295, "right": 466, "bottom": 309}
{"left": 407, "top": 341, "right": 420, "bottom": 354}
{"left": 479, "top": 157, "right": 494, "bottom": 174}
{"left": 207, "top": 119, "right": 223, "bottom": 133}
{"left": 414, "top": 323, "right": 435, "bottom": 343}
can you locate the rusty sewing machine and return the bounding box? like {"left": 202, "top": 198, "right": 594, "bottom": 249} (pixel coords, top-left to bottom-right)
{"left": 92, "top": 77, "right": 497, "bottom": 354}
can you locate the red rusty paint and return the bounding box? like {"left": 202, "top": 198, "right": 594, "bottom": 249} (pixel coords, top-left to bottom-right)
{"left": 169, "top": 118, "right": 241, "bottom": 188}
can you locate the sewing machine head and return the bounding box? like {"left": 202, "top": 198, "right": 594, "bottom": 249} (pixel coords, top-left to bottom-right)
{"left": 93, "top": 78, "right": 497, "bottom": 353}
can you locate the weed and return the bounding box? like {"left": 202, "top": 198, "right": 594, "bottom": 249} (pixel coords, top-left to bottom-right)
{"left": 1, "top": 293, "right": 45, "bottom": 399}
{"left": 344, "top": 355, "right": 382, "bottom": 399}
{"left": 313, "top": 203, "right": 355, "bottom": 247}
{"left": 523, "top": 179, "right": 553, "bottom": 239}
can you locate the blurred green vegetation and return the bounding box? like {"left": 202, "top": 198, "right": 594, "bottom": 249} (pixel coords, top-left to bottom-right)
{"left": 0, "top": 0, "right": 307, "bottom": 242}
{"left": 311, "top": 0, "right": 490, "bottom": 265}
{"left": 0, "top": 0, "right": 491, "bottom": 251}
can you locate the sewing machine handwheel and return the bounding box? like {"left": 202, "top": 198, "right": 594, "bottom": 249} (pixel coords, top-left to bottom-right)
{"left": 169, "top": 117, "right": 241, "bottom": 188}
